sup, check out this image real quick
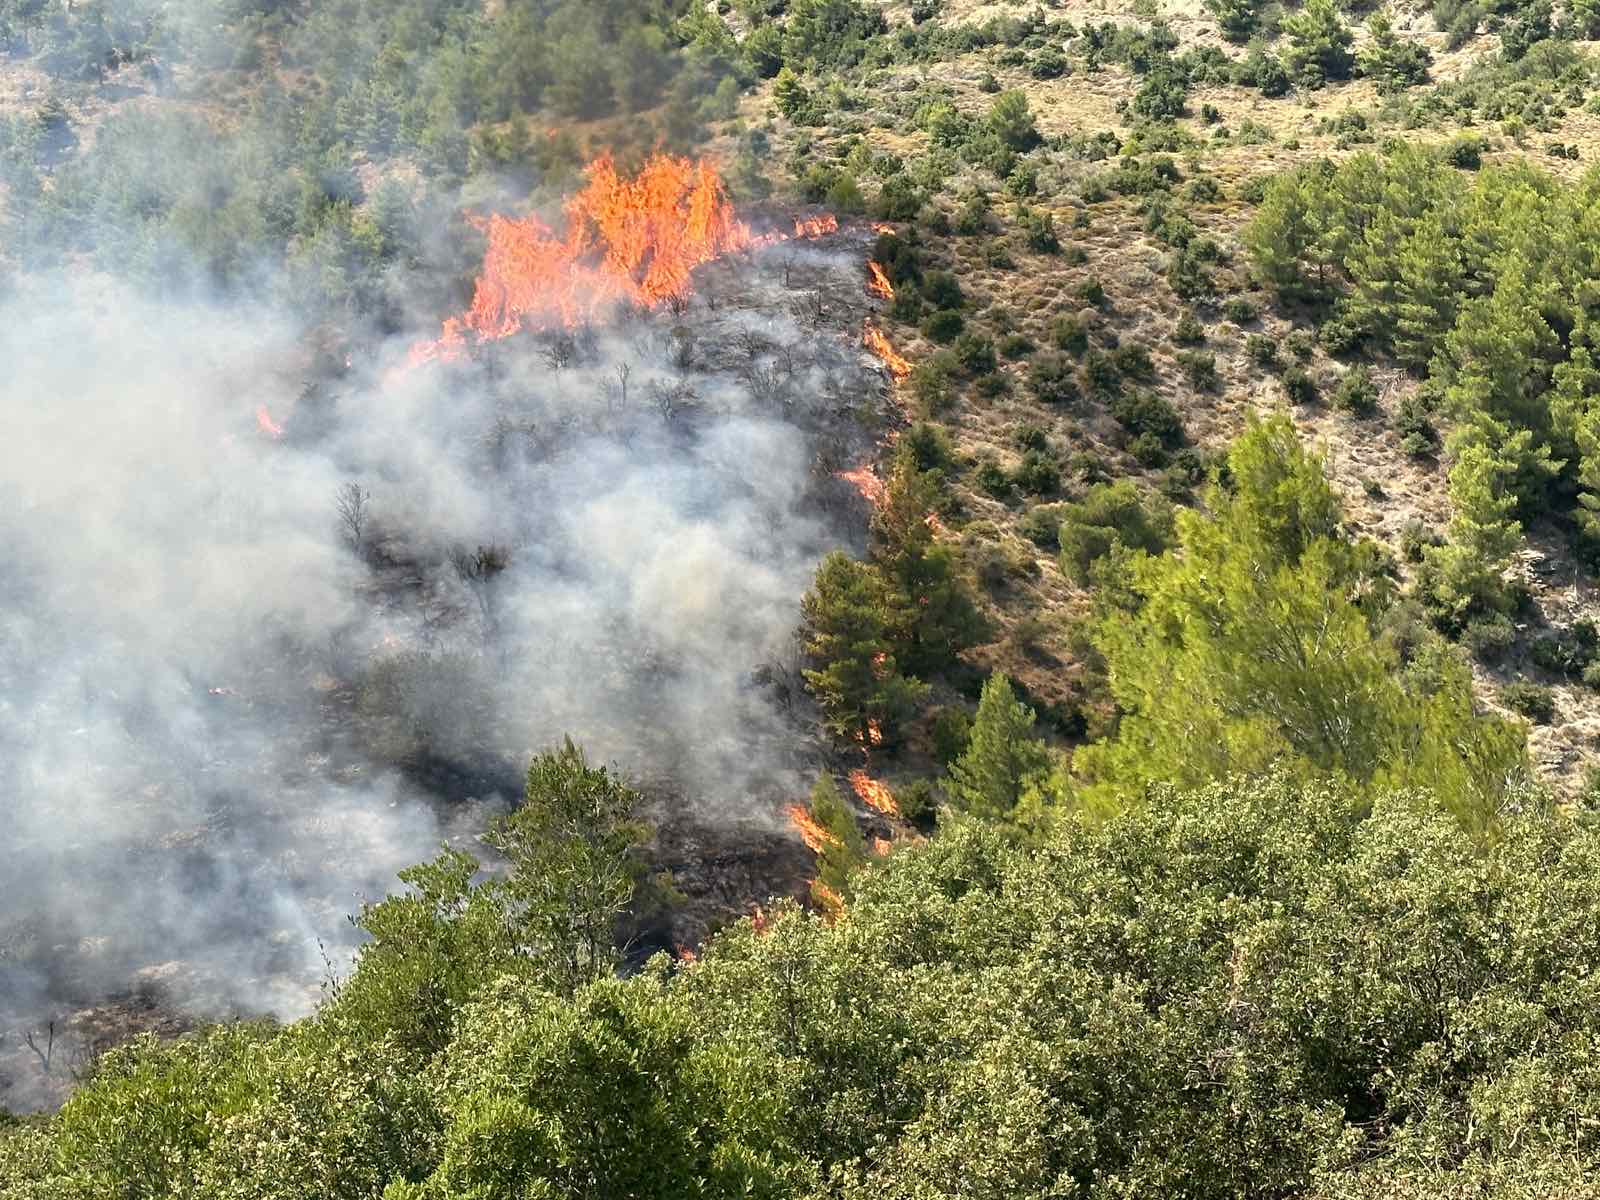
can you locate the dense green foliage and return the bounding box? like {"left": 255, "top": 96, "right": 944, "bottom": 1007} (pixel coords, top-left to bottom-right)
{"left": 1068, "top": 416, "right": 1527, "bottom": 831}
{"left": 1250, "top": 148, "right": 1600, "bottom": 620}
{"left": 11, "top": 772, "right": 1600, "bottom": 1198}
{"left": 13, "top": 0, "right": 1600, "bottom": 1191}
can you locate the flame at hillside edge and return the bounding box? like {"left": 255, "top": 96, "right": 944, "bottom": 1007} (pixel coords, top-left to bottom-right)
{"left": 837, "top": 464, "right": 886, "bottom": 507}
{"left": 848, "top": 769, "right": 899, "bottom": 818}
{"left": 409, "top": 154, "right": 838, "bottom": 368}
{"left": 867, "top": 261, "right": 895, "bottom": 300}
{"left": 863, "top": 322, "right": 912, "bottom": 381}
{"left": 786, "top": 803, "right": 840, "bottom": 854}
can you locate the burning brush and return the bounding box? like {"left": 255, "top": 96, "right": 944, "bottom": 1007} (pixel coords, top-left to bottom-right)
{"left": 867, "top": 260, "right": 895, "bottom": 301}
{"left": 785, "top": 803, "right": 840, "bottom": 855}
{"left": 408, "top": 153, "right": 841, "bottom": 369}
{"left": 847, "top": 768, "right": 899, "bottom": 818}
{"left": 862, "top": 322, "right": 912, "bottom": 381}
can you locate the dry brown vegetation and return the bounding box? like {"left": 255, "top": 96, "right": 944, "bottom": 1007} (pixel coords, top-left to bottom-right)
{"left": 747, "top": 0, "right": 1600, "bottom": 794}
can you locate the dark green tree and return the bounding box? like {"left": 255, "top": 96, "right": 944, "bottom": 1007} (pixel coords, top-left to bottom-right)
{"left": 1282, "top": 0, "right": 1355, "bottom": 85}
{"left": 872, "top": 448, "right": 987, "bottom": 676}
{"left": 801, "top": 552, "right": 928, "bottom": 745}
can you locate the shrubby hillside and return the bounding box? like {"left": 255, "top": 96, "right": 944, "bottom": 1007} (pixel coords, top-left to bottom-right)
{"left": 9, "top": 0, "right": 1600, "bottom": 1190}
{"left": 6, "top": 768, "right": 1600, "bottom": 1198}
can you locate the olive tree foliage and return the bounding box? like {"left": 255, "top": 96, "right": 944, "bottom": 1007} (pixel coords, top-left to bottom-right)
{"left": 322, "top": 738, "right": 649, "bottom": 1063}
{"left": 13, "top": 772, "right": 1600, "bottom": 1200}
{"left": 1068, "top": 414, "right": 1526, "bottom": 833}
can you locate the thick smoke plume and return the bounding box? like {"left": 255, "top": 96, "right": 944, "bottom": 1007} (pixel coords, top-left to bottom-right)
{"left": 0, "top": 216, "right": 883, "bottom": 1109}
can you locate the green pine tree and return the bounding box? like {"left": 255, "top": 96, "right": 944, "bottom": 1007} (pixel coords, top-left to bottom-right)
{"left": 948, "top": 672, "right": 1051, "bottom": 821}
{"left": 809, "top": 773, "right": 867, "bottom": 900}
{"left": 872, "top": 448, "right": 987, "bottom": 676}
{"left": 1070, "top": 415, "right": 1525, "bottom": 829}
{"left": 773, "top": 66, "right": 810, "bottom": 118}
{"left": 1282, "top": 0, "right": 1355, "bottom": 85}
{"left": 801, "top": 552, "right": 928, "bottom": 745}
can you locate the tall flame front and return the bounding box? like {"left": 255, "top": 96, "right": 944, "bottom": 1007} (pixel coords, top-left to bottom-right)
{"left": 409, "top": 153, "right": 837, "bottom": 368}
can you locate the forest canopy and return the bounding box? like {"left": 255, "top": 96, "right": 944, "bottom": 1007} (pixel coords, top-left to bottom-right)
{"left": 3, "top": 771, "right": 1594, "bottom": 1199}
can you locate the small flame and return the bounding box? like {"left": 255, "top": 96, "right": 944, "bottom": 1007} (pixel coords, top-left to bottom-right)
{"left": 863, "top": 322, "right": 912, "bottom": 381}
{"left": 675, "top": 943, "right": 698, "bottom": 964}
{"left": 848, "top": 768, "right": 900, "bottom": 818}
{"left": 811, "top": 880, "right": 845, "bottom": 918}
{"left": 750, "top": 905, "right": 772, "bottom": 934}
{"left": 836, "top": 465, "right": 886, "bottom": 507}
{"left": 870, "top": 836, "right": 893, "bottom": 857}
{"left": 867, "top": 260, "right": 895, "bottom": 300}
{"left": 786, "top": 803, "right": 840, "bottom": 854}
{"left": 872, "top": 222, "right": 896, "bottom": 235}
{"left": 791, "top": 214, "right": 840, "bottom": 239}
{"left": 255, "top": 405, "right": 284, "bottom": 439}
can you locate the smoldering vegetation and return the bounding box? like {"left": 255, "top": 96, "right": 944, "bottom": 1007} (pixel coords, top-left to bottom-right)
{"left": 0, "top": 230, "right": 889, "bottom": 1110}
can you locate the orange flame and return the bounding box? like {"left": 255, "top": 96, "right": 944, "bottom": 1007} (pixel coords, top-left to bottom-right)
{"left": 675, "top": 943, "right": 698, "bottom": 964}
{"left": 867, "top": 261, "right": 895, "bottom": 300}
{"left": 848, "top": 769, "right": 900, "bottom": 818}
{"left": 786, "top": 803, "right": 840, "bottom": 854}
{"left": 811, "top": 880, "right": 845, "bottom": 918}
{"left": 870, "top": 836, "right": 893, "bottom": 857}
{"left": 836, "top": 465, "right": 886, "bottom": 507}
{"left": 863, "top": 322, "right": 912, "bottom": 381}
{"left": 791, "top": 214, "right": 840, "bottom": 239}
{"left": 255, "top": 405, "right": 284, "bottom": 439}
{"left": 408, "top": 155, "right": 838, "bottom": 368}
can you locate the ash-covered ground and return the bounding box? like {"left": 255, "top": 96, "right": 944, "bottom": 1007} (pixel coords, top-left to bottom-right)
{"left": 0, "top": 223, "right": 894, "bottom": 1111}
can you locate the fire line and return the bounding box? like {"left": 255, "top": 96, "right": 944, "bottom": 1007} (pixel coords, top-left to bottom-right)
{"left": 407, "top": 153, "right": 840, "bottom": 369}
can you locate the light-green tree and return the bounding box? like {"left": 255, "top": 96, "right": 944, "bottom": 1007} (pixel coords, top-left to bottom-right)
{"left": 1057, "top": 479, "right": 1175, "bottom": 585}
{"left": 1415, "top": 428, "right": 1529, "bottom": 629}
{"left": 1069, "top": 415, "right": 1524, "bottom": 830}
{"left": 491, "top": 737, "right": 650, "bottom": 999}
{"left": 948, "top": 672, "right": 1051, "bottom": 821}
{"left": 986, "top": 89, "right": 1040, "bottom": 152}
{"left": 1245, "top": 165, "right": 1341, "bottom": 303}
{"left": 773, "top": 66, "right": 810, "bottom": 118}
{"left": 325, "top": 739, "right": 650, "bottom": 1059}
{"left": 808, "top": 773, "right": 867, "bottom": 902}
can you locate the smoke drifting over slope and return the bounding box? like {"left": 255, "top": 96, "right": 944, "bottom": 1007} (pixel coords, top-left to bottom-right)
{"left": 0, "top": 218, "right": 883, "bottom": 1108}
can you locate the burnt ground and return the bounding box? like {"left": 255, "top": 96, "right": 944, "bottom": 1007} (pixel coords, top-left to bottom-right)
{"left": 1, "top": 218, "right": 900, "bottom": 1112}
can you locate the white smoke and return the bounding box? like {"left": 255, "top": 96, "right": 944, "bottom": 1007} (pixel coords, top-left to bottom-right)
{"left": 0, "top": 235, "right": 882, "bottom": 1108}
